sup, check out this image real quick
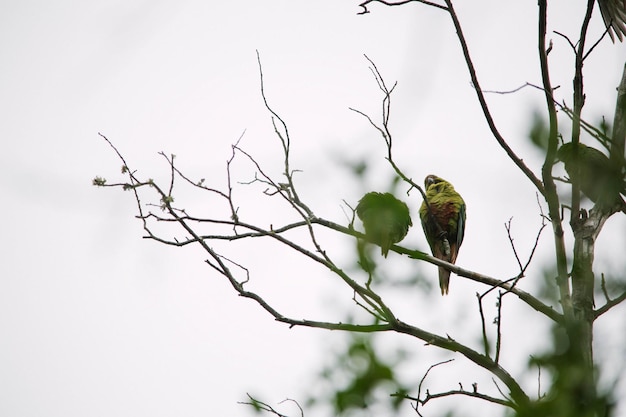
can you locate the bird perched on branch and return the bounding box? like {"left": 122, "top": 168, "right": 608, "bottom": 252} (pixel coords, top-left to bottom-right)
{"left": 556, "top": 142, "right": 626, "bottom": 214}
{"left": 419, "top": 175, "right": 466, "bottom": 295}
{"left": 356, "top": 192, "right": 412, "bottom": 258}
{"left": 597, "top": 0, "right": 626, "bottom": 42}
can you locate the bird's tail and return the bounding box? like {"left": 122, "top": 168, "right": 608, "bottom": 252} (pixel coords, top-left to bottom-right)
{"left": 438, "top": 267, "right": 451, "bottom": 295}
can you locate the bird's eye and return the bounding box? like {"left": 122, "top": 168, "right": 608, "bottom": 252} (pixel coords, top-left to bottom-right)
{"left": 426, "top": 177, "right": 435, "bottom": 186}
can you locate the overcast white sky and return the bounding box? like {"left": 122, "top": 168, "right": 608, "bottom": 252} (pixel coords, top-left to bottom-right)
{"left": 2, "top": 1, "right": 626, "bottom": 416}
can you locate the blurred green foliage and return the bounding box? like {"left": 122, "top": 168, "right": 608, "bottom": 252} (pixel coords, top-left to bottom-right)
{"left": 309, "top": 333, "right": 410, "bottom": 415}
{"left": 528, "top": 110, "right": 551, "bottom": 151}
{"left": 518, "top": 322, "right": 615, "bottom": 417}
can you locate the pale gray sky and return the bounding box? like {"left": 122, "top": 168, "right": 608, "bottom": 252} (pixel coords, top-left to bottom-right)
{"left": 1, "top": 1, "right": 625, "bottom": 416}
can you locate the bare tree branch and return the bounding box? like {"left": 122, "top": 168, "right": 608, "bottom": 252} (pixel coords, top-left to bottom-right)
{"left": 537, "top": 0, "right": 573, "bottom": 321}
{"left": 442, "top": 0, "right": 545, "bottom": 196}
{"left": 394, "top": 358, "right": 515, "bottom": 414}
{"left": 402, "top": 387, "right": 516, "bottom": 413}
{"left": 594, "top": 288, "right": 626, "bottom": 320}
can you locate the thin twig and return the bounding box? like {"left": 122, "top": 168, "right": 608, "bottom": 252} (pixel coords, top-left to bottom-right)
{"left": 482, "top": 82, "right": 611, "bottom": 144}
{"left": 476, "top": 292, "right": 491, "bottom": 357}
{"left": 505, "top": 218, "right": 524, "bottom": 272}
{"left": 495, "top": 291, "right": 504, "bottom": 364}
{"left": 239, "top": 394, "right": 294, "bottom": 417}
{"left": 279, "top": 399, "right": 304, "bottom": 417}
{"left": 357, "top": 0, "right": 447, "bottom": 15}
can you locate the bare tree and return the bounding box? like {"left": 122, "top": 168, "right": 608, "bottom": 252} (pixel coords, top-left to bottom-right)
{"left": 94, "top": 1, "right": 626, "bottom": 416}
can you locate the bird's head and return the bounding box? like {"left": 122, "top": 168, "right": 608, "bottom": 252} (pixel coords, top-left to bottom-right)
{"left": 555, "top": 142, "right": 574, "bottom": 164}
{"left": 424, "top": 175, "right": 447, "bottom": 190}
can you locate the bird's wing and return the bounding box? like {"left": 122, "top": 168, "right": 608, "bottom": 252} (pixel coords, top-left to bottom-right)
{"left": 598, "top": 0, "right": 626, "bottom": 42}
{"left": 456, "top": 202, "right": 466, "bottom": 247}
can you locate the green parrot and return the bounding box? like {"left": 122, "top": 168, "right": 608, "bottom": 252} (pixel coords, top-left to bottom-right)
{"left": 419, "top": 175, "right": 466, "bottom": 295}
{"left": 356, "top": 192, "right": 412, "bottom": 258}
{"left": 556, "top": 142, "right": 626, "bottom": 214}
